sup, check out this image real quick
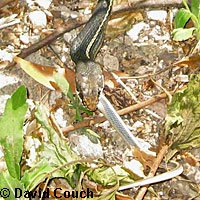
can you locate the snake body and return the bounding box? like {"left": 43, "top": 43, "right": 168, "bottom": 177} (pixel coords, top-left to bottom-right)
{"left": 70, "top": 0, "right": 113, "bottom": 111}
{"left": 70, "top": 0, "right": 183, "bottom": 187}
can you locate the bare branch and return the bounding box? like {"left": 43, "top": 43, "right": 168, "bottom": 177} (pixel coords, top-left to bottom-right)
{"left": 16, "top": 0, "right": 187, "bottom": 59}
{"left": 0, "top": 0, "right": 15, "bottom": 8}
{"left": 62, "top": 92, "right": 173, "bottom": 134}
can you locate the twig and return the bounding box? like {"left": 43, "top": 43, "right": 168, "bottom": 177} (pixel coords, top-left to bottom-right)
{"left": 135, "top": 145, "right": 168, "bottom": 200}
{"left": 15, "top": 0, "right": 186, "bottom": 60}
{"left": 0, "top": 0, "right": 15, "bottom": 8}
{"left": 0, "top": 18, "right": 20, "bottom": 30}
{"left": 18, "top": 19, "right": 85, "bottom": 59}
{"left": 111, "top": 72, "right": 139, "bottom": 103}
{"left": 119, "top": 65, "right": 173, "bottom": 80}
{"left": 150, "top": 78, "right": 172, "bottom": 104}
{"left": 112, "top": 0, "right": 186, "bottom": 15}
{"left": 62, "top": 91, "right": 174, "bottom": 134}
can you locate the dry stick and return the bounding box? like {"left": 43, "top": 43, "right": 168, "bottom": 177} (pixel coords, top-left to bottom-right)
{"left": 135, "top": 145, "right": 169, "bottom": 200}
{"left": 112, "top": 0, "right": 185, "bottom": 14}
{"left": 0, "top": 0, "right": 15, "bottom": 8}
{"left": 15, "top": 0, "right": 186, "bottom": 59}
{"left": 62, "top": 92, "right": 172, "bottom": 134}
{"left": 18, "top": 19, "right": 86, "bottom": 59}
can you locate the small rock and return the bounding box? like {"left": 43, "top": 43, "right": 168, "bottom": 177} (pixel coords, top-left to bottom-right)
{"left": 149, "top": 27, "right": 170, "bottom": 41}
{"left": 60, "top": 6, "right": 71, "bottom": 19}
{"left": 175, "top": 75, "right": 189, "bottom": 83}
{"left": 183, "top": 162, "right": 200, "bottom": 183}
{"left": 0, "top": 74, "right": 19, "bottom": 89}
{"left": 29, "top": 11, "right": 47, "bottom": 27}
{"left": 25, "top": 0, "right": 34, "bottom": 6}
{"left": 132, "top": 121, "right": 143, "bottom": 130}
{"left": 70, "top": 12, "right": 79, "bottom": 19}
{"left": 64, "top": 29, "right": 77, "bottom": 43}
{"left": 147, "top": 10, "right": 168, "bottom": 23}
{"left": 69, "top": 131, "right": 103, "bottom": 159}
{"left": 36, "top": 0, "right": 52, "bottom": 9}
{"left": 33, "top": 29, "right": 39, "bottom": 34}
{"left": 127, "top": 22, "right": 149, "bottom": 41}
{"left": 0, "top": 50, "right": 15, "bottom": 62}
{"left": 20, "top": 34, "right": 30, "bottom": 44}
{"left": 54, "top": 108, "right": 67, "bottom": 128}
{"left": 84, "top": 7, "right": 91, "bottom": 15}
{"left": 124, "top": 159, "right": 145, "bottom": 178}
{"left": 103, "top": 54, "right": 119, "bottom": 71}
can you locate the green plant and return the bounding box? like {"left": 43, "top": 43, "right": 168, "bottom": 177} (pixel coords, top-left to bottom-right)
{"left": 0, "top": 85, "right": 137, "bottom": 200}
{"left": 0, "top": 86, "right": 80, "bottom": 199}
{"left": 172, "top": 0, "right": 200, "bottom": 41}
{"left": 53, "top": 71, "right": 93, "bottom": 121}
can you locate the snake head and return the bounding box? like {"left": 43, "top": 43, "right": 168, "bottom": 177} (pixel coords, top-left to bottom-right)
{"left": 76, "top": 61, "right": 104, "bottom": 111}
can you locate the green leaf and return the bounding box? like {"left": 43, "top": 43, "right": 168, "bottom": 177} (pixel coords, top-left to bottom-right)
{"left": 196, "top": 27, "right": 200, "bottom": 40}
{"left": 85, "top": 128, "right": 100, "bottom": 144}
{"left": 34, "top": 104, "right": 80, "bottom": 187}
{"left": 165, "top": 74, "right": 200, "bottom": 161}
{"left": 191, "top": 0, "right": 200, "bottom": 18}
{"left": 78, "top": 104, "right": 93, "bottom": 115}
{"left": 53, "top": 71, "right": 93, "bottom": 121}
{"left": 172, "top": 27, "right": 196, "bottom": 41}
{"left": 53, "top": 71, "right": 83, "bottom": 121}
{"left": 87, "top": 165, "right": 131, "bottom": 186}
{"left": 53, "top": 71, "right": 69, "bottom": 97}
{"left": 174, "top": 8, "right": 192, "bottom": 28}
{"left": 183, "top": 0, "right": 191, "bottom": 11}
{"left": 0, "top": 170, "right": 24, "bottom": 200}
{"left": 0, "top": 86, "right": 28, "bottom": 180}
{"left": 21, "top": 159, "right": 54, "bottom": 190}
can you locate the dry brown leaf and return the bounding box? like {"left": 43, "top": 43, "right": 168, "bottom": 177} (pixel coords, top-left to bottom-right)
{"left": 133, "top": 147, "right": 156, "bottom": 169}
{"left": 121, "top": 58, "right": 142, "bottom": 68}
{"left": 13, "top": 56, "right": 76, "bottom": 93}
{"left": 181, "top": 151, "right": 198, "bottom": 167}
{"left": 142, "top": 80, "right": 155, "bottom": 91}
{"left": 0, "top": 61, "right": 10, "bottom": 69}
{"left": 106, "top": 11, "right": 143, "bottom": 38}
{"left": 174, "top": 53, "right": 200, "bottom": 70}
{"left": 116, "top": 193, "right": 134, "bottom": 200}
{"left": 104, "top": 70, "right": 130, "bottom": 87}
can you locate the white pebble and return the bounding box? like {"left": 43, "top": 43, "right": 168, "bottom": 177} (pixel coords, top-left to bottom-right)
{"left": 127, "top": 22, "right": 149, "bottom": 41}
{"left": 0, "top": 74, "right": 19, "bottom": 89}
{"left": 132, "top": 121, "right": 143, "bottom": 130}
{"left": 36, "top": 0, "right": 52, "bottom": 9}
{"left": 29, "top": 11, "right": 47, "bottom": 27}
{"left": 20, "top": 34, "right": 30, "bottom": 44}
{"left": 0, "top": 49, "right": 15, "bottom": 62}
{"left": 147, "top": 10, "right": 167, "bottom": 23}
{"left": 84, "top": 7, "right": 91, "bottom": 15}
{"left": 175, "top": 75, "right": 189, "bottom": 83}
